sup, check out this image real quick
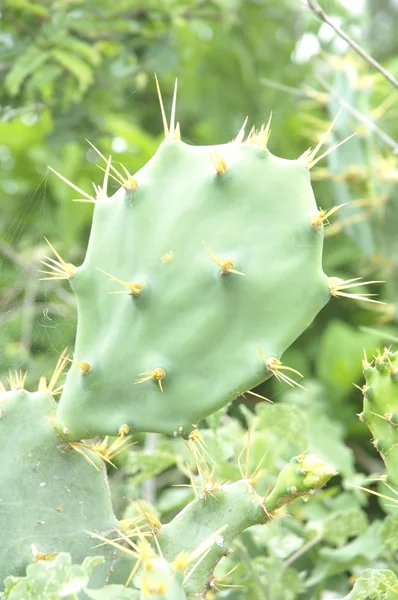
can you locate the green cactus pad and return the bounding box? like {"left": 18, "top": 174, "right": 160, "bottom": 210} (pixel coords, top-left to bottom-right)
{"left": 265, "top": 453, "right": 338, "bottom": 510}
{"left": 55, "top": 138, "right": 329, "bottom": 439}
{"left": 361, "top": 349, "right": 398, "bottom": 485}
{"left": 155, "top": 453, "right": 335, "bottom": 597}
{"left": 0, "top": 389, "right": 118, "bottom": 588}
{"left": 157, "top": 479, "right": 269, "bottom": 596}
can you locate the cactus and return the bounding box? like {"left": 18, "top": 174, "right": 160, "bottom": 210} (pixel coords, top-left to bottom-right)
{"left": 41, "top": 80, "right": 380, "bottom": 441}
{"left": 357, "top": 347, "right": 398, "bottom": 485}
{"left": 91, "top": 432, "right": 336, "bottom": 599}
{"left": 1, "top": 80, "right": 381, "bottom": 596}
{"left": 0, "top": 369, "right": 122, "bottom": 587}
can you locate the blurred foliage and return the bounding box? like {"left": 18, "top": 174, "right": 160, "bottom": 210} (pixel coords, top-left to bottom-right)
{"left": 1, "top": 0, "right": 398, "bottom": 598}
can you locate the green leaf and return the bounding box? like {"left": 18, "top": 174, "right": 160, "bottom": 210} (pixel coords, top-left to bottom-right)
{"left": 3, "top": 0, "right": 49, "bottom": 17}
{"left": 85, "top": 585, "right": 140, "bottom": 600}
{"left": 5, "top": 46, "right": 50, "bottom": 96}
{"left": 58, "top": 37, "right": 102, "bottom": 67}
{"left": 51, "top": 49, "right": 94, "bottom": 93}
{"left": 381, "top": 513, "right": 398, "bottom": 552}
{"left": 344, "top": 569, "right": 398, "bottom": 600}
{"left": 126, "top": 446, "right": 176, "bottom": 485}
{"left": 322, "top": 508, "right": 369, "bottom": 547}
{"left": 2, "top": 553, "right": 104, "bottom": 599}
{"left": 306, "top": 522, "right": 383, "bottom": 586}
{"left": 317, "top": 320, "right": 381, "bottom": 398}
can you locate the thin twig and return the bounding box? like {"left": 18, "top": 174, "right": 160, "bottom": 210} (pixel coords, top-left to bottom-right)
{"left": 284, "top": 533, "right": 323, "bottom": 566}
{"left": 306, "top": 0, "right": 398, "bottom": 89}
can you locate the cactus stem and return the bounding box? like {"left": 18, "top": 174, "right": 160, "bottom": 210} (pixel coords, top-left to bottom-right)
{"left": 154, "top": 74, "right": 181, "bottom": 140}
{"left": 310, "top": 203, "right": 347, "bottom": 230}
{"left": 135, "top": 368, "right": 166, "bottom": 391}
{"left": 39, "top": 238, "right": 77, "bottom": 281}
{"left": 203, "top": 241, "right": 244, "bottom": 275}
{"left": 233, "top": 116, "right": 248, "bottom": 143}
{"left": 258, "top": 348, "right": 306, "bottom": 389}
{"left": 209, "top": 148, "right": 228, "bottom": 175}
{"left": 328, "top": 276, "right": 385, "bottom": 304}
{"left": 244, "top": 112, "right": 272, "bottom": 150}
{"left": 181, "top": 525, "right": 229, "bottom": 585}
{"left": 7, "top": 369, "right": 27, "bottom": 390}
{"left": 48, "top": 166, "right": 96, "bottom": 203}
{"left": 67, "top": 358, "right": 91, "bottom": 374}
{"left": 96, "top": 267, "right": 144, "bottom": 296}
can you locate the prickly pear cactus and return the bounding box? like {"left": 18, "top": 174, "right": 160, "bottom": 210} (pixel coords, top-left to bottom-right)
{"left": 44, "top": 81, "right": 369, "bottom": 441}
{"left": 358, "top": 348, "right": 398, "bottom": 485}
{"left": 0, "top": 379, "right": 118, "bottom": 587}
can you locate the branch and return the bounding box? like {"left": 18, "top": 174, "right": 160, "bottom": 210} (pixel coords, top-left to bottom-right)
{"left": 306, "top": 0, "right": 398, "bottom": 90}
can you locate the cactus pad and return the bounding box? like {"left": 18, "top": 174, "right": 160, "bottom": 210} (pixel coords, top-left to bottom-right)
{"left": 0, "top": 388, "right": 118, "bottom": 587}
{"left": 360, "top": 348, "right": 398, "bottom": 485}
{"left": 54, "top": 132, "right": 330, "bottom": 439}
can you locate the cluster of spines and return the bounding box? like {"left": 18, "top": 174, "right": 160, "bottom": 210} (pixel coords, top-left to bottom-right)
{"left": 0, "top": 359, "right": 133, "bottom": 467}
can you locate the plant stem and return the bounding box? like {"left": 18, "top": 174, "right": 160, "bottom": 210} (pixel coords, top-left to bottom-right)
{"left": 306, "top": 0, "right": 398, "bottom": 90}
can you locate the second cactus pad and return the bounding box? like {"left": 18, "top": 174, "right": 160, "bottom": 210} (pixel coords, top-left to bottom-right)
{"left": 55, "top": 135, "right": 330, "bottom": 439}
{"left": 0, "top": 387, "right": 118, "bottom": 587}
{"left": 360, "top": 348, "right": 398, "bottom": 485}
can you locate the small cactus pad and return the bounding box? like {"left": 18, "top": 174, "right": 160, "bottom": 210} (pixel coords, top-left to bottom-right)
{"left": 156, "top": 454, "right": 336, "bottom": 596}
{"left": 158, "top": 480, "right": 269, "bottom": 596}
{"left": 0, "top": 389, "right": 118, "bottom": 587}
{"left": 265, "top": 453, "right": 338, "bottom": 510}
{"left": 55, "top": 137, "right": 330, "bottom": 439}
{"left": 361, "top": 349, "right": 398, "bottom": 485}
